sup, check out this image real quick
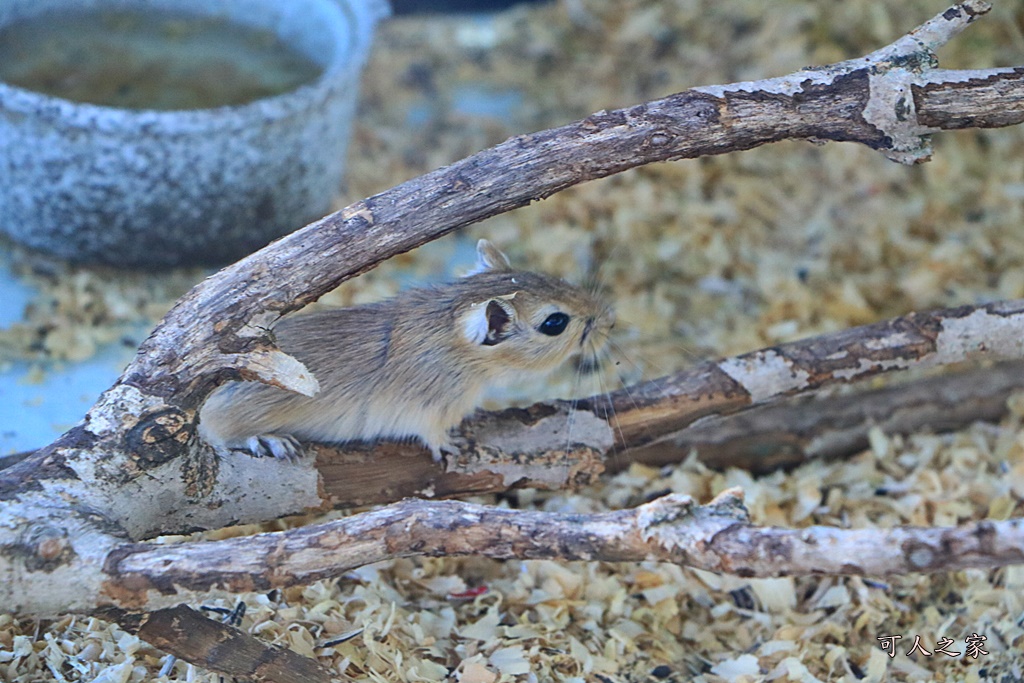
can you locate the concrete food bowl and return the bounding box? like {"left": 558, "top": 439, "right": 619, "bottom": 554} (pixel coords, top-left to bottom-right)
{"left": 0, "top": 0, "right": 387, "bottom": 267}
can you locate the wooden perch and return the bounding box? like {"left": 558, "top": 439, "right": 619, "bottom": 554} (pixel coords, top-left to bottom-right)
{"left": 636, "top": 359, "right": 1024, "bottom": 473}
{"left": 4, "top": 356, "right": 1019, "bottom": 482}
{"left": 3, "top": 2, "right": 1024, "bottom": 680}
{"left": 93, "top": 492, "right": 1024, "bottom": 612}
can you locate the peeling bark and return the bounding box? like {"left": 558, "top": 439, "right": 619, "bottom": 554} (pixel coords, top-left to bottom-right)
{"left": 635, "top": 360, "right": 1024, "bottom": 473}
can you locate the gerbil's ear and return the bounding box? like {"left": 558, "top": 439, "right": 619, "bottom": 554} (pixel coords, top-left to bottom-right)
{"left": 461, "top": 297, "right": 516, "bottom": 346}
{"left": 465, "top": 239, "right": 512, "bottom": 276}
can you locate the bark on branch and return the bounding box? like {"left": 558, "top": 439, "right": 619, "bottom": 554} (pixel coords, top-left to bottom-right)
{"left": 95, "top": 492, "right": 1024, "bottom": 614}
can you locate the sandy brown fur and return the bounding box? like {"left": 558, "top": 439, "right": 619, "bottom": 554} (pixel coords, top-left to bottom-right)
{"left": 199, "top": 240, "right": 613, "bottom": 460}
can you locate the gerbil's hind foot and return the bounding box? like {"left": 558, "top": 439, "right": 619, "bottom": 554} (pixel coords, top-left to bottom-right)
{"left": 239, "top": 434, "right": 306, "bottom": 461}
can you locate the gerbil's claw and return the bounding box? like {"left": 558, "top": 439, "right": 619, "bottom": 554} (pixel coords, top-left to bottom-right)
{"left": 244, "top": 434, "right": 306, "bottom": 461}
{"left": 428, "top": 440, "right": 460, "bottom": 463}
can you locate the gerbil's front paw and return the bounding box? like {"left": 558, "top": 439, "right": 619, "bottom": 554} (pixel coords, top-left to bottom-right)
{"left": 240, "top": 434, "right": 306, "bottom": 461}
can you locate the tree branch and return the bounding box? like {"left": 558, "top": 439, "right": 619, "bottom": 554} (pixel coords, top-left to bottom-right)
{"left": 92, "top": 492, "right": 1024, "bottom": 615}
{"left": 633, "top": 359, "right": 1024, "bottom": 473}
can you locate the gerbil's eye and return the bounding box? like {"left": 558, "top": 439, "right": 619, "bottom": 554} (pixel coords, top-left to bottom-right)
{"left": 538, "top": 312, "right": 570, "bottom": 336}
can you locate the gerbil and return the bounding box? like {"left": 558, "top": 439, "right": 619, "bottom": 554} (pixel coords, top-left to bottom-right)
{"left": 199, "top": 239, "right": 615, "bottom": 461}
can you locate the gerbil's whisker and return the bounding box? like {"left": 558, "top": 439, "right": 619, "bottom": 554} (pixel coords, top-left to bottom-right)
{"left": 580, "top": 318, "right": 594, "bottom": 347}
{"left": 574, "top": 353, "right": 601, "bottom": 375}
{"left": 595, "top": 352, "right": 627, "bottom": 453}
{"left": 563, "top": 350, "right": 586, "bottom": 456}
{"left": 586, "top": 239, "right": 622, "bottom": 299}
{"left": 601, "top": 346, "right": 644, "bottom": 421}
{"left": 617, "top": 314, "right": 702, "bottom": 367}
{"left": 606, "top": 338, "right": 675, "bottom": 405}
